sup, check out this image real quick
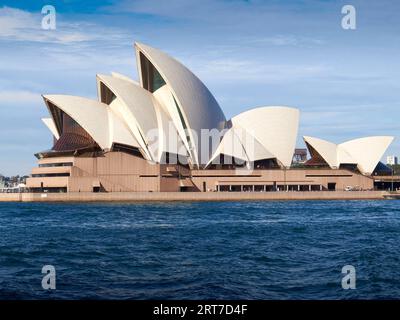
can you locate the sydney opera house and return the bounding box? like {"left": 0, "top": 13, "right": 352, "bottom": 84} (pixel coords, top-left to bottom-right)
{"left": 26, "top": 42, "right": 394, "bottom": 193}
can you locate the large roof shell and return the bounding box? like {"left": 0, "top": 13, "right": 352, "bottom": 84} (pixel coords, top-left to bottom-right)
{"left": 135, "top": 42, "right": 226, "bottom": 166}
{"left": 207, "top": 106, "right": 299, "bottom": 167}
{"left": 232, "top": 106, "right": 299, "bottom": 167}
{"left": 96, "top": 74, "right": 159, "bottom": 160}
{"left": 43, "top": 95, "right": 139, "bottom": 150}
{"left": 304, "top": 135, "right": 394, "bottom": 175}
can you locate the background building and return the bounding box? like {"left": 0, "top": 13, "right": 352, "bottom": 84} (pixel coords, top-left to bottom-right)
{"left": 387, "top": 155, "right": 398, "bottom": 165}
{"left": 0, "top": 175, "right": 5, "bottom": 189}
{"left": 292, "top": 149, "right": 308, "bottom": 165}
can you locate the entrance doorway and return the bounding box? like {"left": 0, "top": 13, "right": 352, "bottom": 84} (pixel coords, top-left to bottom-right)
{"left": 327, "top": 183, "right": 336, "bottom": 191}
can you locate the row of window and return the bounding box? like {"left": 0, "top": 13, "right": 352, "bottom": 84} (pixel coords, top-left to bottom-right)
{"left": 217, "top": 184, "right": 324, "bottom": 192}
{"left": 32, "top": 173, "right": 70, "bottom": 177}
{"left": 38, "top": 162, "right": 73, "bottom": 168}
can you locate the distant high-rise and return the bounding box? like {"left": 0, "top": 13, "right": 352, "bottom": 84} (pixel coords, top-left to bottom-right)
{"left": 0, "top": 175, "right": 5, "bottom": 189}
{"left": 387, "top": 155, "right": 398, "bottom": 165}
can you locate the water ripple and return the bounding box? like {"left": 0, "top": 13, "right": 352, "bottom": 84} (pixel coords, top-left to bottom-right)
{"left": 0, "top": 200, "right": 400, "bottom": 299}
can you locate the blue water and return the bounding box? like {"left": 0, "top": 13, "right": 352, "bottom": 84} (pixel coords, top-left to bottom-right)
{"left": 0, "top": 200, "right": 400, "bottom": 300}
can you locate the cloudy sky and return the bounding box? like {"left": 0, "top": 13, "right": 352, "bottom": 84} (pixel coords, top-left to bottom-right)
{"left": 0, "top": 0, "right": 399, "bottom": 175}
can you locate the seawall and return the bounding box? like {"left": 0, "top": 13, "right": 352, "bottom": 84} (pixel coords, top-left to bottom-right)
{"left": 0, "top": 191, "right": 390, "bottom": 202}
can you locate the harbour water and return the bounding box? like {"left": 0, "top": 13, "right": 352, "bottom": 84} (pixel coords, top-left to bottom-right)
{"left": 0, "top": 200, "right": 400, "bottom": 299}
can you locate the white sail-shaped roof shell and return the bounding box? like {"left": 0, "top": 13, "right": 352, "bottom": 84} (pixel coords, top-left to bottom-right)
{"left": 206, "top": 127, "right": 274, "bottom": 167}
{"left": 43, "top": 95, "right": 139, "bottom": 150}
{"left": 42, "top": 117, "right": 60, "bottom": 140}
{"left": 207, "top": 106, "right": 299, "bottom": 167}
{"left": 303, "top": 136, "right": 340, "bottom": 168}
{"left": 234, "top": 106, "right": 299, "bottom": 167}
{"left": 304, "top": 135, "right": 394, "bottom": 175}
{"left": 152, "top": 85, "right": 192, "bottom": 157}
{"left": 152, "top": 101, "right": 188, "bottom": 162}
{"left": 340, "top": 136, "right": 394, "bottom": 175}
{"left": 96, "top": 74, "right": 159, "bottom": 160}
{"left": 97, "top": 74, "right": 188, "bottom": 162}
{"left": 207, "top": 128, "right": 252, "bottom": 166}
{"left": 135, "top": 42, "right": 226, "bottom": 167}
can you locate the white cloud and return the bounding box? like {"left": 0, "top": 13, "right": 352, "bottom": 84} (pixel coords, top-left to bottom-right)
{"left": 249, "top": 35, "right": 325, "bottom": 47}
{"left": 188, "top": 57, "right": 328, "bottom": 83}
{"left": 0, "top": 6, "right": 130, "bottom": 44}
{"left": 111, "top": 0, "right": 226, "bottom": 19}
{"left": 109, "top": 0, "right": 337, "bottom": 31}
{"left": 0, "top": 90, "right": 42, "bottom": 105}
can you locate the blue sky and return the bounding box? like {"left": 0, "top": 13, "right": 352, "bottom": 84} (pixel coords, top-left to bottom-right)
{"left": 0, "top": 0, "right": 399, "bottom": 175}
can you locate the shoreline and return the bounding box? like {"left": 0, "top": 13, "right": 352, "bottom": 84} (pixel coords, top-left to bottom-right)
{"left": 0, "top": 191, "right": 394, "bottom": 202}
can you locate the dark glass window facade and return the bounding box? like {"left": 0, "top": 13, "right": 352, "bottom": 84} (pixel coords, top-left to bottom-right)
{"left": 140, "top": 52, "right": 166, "bottom": 92}
{"left": 39, "top": 162, "right": 73, "bottom": 168}
{"left": 51, "top": 110, "right": 98, "bottom": 152}
{"left": 100, "top": 82, "right": 117, "bottom": 105}
{"left": 31, "top": 173, "right": 70, "bottom": 177}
